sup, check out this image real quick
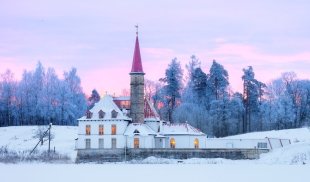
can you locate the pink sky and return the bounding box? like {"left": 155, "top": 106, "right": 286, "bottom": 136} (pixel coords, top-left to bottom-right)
{"left": 1, "top": 0, "right": 310, "bottom": 96}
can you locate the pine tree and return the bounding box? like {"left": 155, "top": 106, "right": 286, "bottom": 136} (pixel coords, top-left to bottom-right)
{"left": 88, "top": 89, "right": 101, "bottom": 109}
{"left": 242, "top": 66, "right": 266, "bottom": 132}
{"left": 208, "top": 60, "right": 229, "bottom": 101}
{"left": 159, "top": 58, "right": 183, "bottom": 122}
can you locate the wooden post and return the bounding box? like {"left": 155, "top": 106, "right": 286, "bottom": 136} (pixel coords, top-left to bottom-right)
{"left": 48, "top": 123, "right": 52, "bottom": 155}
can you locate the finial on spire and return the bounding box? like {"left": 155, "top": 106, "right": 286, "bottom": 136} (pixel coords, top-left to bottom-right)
{"left": 135, "top": 24, "right": 139, "bottom": 36}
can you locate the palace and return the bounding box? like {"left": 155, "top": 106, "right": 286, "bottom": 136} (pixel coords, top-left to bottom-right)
{"left": 76, "top": 32, "right": 207, "bottom": 152}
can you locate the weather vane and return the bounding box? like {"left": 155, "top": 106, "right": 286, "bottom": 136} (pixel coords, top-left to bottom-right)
{"left": 135, "top": 24, "right": 139, "bottom": 35}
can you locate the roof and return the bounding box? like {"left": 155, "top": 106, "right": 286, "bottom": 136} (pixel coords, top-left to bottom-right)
{"left": 144, "top": 99, "right": 160, "bottom": 120}
{"left": 160, "top": 123, "right": 206, "bottom": 136}
{"left": 124, "top": 123, "right": 157, "bottom": 136}
{"left": 113, "top": 96, "right": 130, "bottom": 101}
{"left": 130, "top": 36, "right": 144, "bottom": 73}
{"left": 78, "top": 95, "right": 130, "bottom": 121}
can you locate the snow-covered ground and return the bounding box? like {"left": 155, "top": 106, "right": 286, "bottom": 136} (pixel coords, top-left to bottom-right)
{"left": 1, "top": 163, "right": 309, "bottom": 182}
{"left": 0, "top": 125, "right": 78, "bottom": 161}
{"left": 225, "top": 127, "right": 310, "bottom": 142}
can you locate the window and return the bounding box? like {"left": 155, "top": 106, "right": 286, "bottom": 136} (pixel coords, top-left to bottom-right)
{"left": 86, "top": 111, "right": 93, "bottom": 119}
{"left": 111, "top": 124, "right": 116, "bottom": 135}
{"left": 111, "top": 110, "right": 118, "bottom": 118}
{"left": 257, "top": 142, "right": 268, "bottom": 149}
{"left": 99, "top": 110, "right": 105, "bottom": 119}
{"left": 99, "top": 125, "right": 104, "bottom": 135}
{"left": 86, "top": 125, "right": 91, "bottom": 135}
{"left": 170, "top": 138, "right": 176, "bottom": 148}
{"left": 194, "top": 138, "right": 199, "bottom": 149}
{"left": 98, "top": 139, "right": 104, "bottom": 149}
{"left": 85, "top": 139, "right": 91, "bottom": 149}
{"left": 111, "top": 138, "right": 117, "bottom": 148}
{"left": 134, "top": 138, "right": 140, "bottom": 148}
{"left": 133, "top": 129, "right": 140, "bottom": 135}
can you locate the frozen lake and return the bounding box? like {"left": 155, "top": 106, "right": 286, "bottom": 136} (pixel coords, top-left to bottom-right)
{"left": 1, "top": 164, "right": 309, "bottom": 182}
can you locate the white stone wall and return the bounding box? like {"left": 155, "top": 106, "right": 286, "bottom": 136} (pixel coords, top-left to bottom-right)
{"left": 126, "top": 135, "right": 155, "bottom": 148}
{"left": 78, "top": 120, "right": 128, "bottom": 135}
{"left": 77, "top": 120, "right": 129, "bottom": 149}
{"left": 164, "top": 135, "right": 207, "bottom": 149}
{"left": 206, "top": 138, "right": 271, "bottom": 149}
{"left": 77, "top": 135, "right": 127, "bottom": 149}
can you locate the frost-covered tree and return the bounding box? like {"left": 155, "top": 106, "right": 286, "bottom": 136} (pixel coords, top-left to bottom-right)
{"left": 158, "top": 58, "right": 183, "bottom": 122}
{"left": 88, "top": 89, "right": 101, "bottom": 109}
{"left": 0, "top": 62, "right": 87, "bottom": 127}
{"left": 0, "top": 70, "right": 16, "bottom": 126}
{"left": 242, "top": 66, "right": 266, "bottom": 132}
{"left": 207, "top": 60, "right": 229, "bottom": 101}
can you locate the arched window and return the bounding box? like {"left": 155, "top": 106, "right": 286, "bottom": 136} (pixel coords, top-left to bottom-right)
{"left": 134, "top": 138, "right": 139, "bottom": 148}
{"left": 86, "top": 111, "right": 93, "bottom": 119}
{"left": 170, "top": 138, "right": 176, "bottom": 148}
{"left": 111, "top": 110, "right": 118, "bottom": 118}
{"left": 99, "top": 110, "right": 105, "bottom": 119}
{"left": 194, "top": 138, "right": 199, "bottom": 149}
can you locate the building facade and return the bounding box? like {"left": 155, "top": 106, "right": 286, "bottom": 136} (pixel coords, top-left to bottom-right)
{"left": 76, "top": 32, "right": 207, "bottom": 151}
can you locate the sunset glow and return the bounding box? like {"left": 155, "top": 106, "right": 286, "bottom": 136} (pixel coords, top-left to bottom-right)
{"left": 1, "top": 0, "right": 309, "bottom": 96}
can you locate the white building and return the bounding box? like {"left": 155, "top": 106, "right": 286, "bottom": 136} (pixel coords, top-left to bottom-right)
{"left": 76, "top": 31, "right": 207, "bottom": 151}
{"left": 76, "top": 94, "right": 207, "bottom": 150}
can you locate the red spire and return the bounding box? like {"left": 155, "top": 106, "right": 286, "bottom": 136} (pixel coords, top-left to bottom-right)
{"left": 131, "top": 35, "right": 144, "bottom": 73}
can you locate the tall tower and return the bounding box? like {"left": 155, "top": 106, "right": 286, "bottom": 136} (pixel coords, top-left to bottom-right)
{"left": 130, "top": 27, "right": 145, "bottom": 123}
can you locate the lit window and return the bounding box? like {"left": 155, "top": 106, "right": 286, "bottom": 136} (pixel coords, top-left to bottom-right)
{"left": 134, "top": 138, "right": 140, "bottom": 148}
{"left": 98, "top": 139, "right": 104, "bottom": 149}
{"left": 86, "top": 125, "right": 91, "bottom": 135}
{"left": 194, "top": 138, "right": 199, "bottom": 149}
{"left": 85, "top": 139, "right": 91, "bottom": 149}
{"left": 86, "top": 111, "right": 93, "bottom": 119}
{"left": 170, "top": 138, "right": 176, "bottom": 148}
{"left": 111, "top": 138, "right": 117, "bottom": 148}
{"left": 111, "top": 124, "right": 116, "bottom": 135}
{"left": 99, "top": 125, "right": 104, "bottom": 135}
{"left": 111, "top": 110, "right": 118, "bottom": 118}
{"left": 99, "top": 110, "right": 105, "bottom": 119}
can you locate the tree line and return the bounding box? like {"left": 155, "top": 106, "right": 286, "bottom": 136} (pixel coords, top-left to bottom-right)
{"left": 149, "top": 56, "right": 310, "bottom": 137}
{"left": 0, "top": 62, "right": 87, "bottom": 126}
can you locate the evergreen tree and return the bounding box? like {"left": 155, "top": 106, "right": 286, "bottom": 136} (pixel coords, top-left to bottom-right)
{"left": 242, "top": 66, "right": 266, "bottom": 132}
{"left": 208, "top": 60, "right": 229, "bottom": 101}
{"left": 158, "top": 58, "right": 183, "bottom": 122}
{"left": 88, "top": 89, "right": 101, "bottom": 109}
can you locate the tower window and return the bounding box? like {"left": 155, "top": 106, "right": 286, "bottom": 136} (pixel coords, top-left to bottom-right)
{"left": 111, "top": 124, "right": 117, "bottom": 135}
{"left": 111, "top": 110, "right": 118, "bottom": 118}
{"left": 194, "top": 138, "right": 199, "bottom": 149}
{"left": 99, "top": 125, "right": 104, "bottom": 135}
{"left": 86, "top": 125, "right": 91, "bottom": 135}
{"left": 170, "top": 138, "right": 176, "bottom": 149}
{"left": 99, "top": 110, "right": 105, "bottom": 119}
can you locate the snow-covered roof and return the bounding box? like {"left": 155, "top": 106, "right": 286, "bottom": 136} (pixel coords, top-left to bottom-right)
{"left": 160, "top": 123, "right": 206, "bottom": 136}
{"left": 144, "top": 99, "right": 160, "bottom": 120}
{"left": 113, "top": 96, "right": 130, "bottom": 101}
{"left": 124, "top": 123, "right": 157, "bottom": 136}
{"left": 78, "top": 95, "right": 130, "bottom": 121}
